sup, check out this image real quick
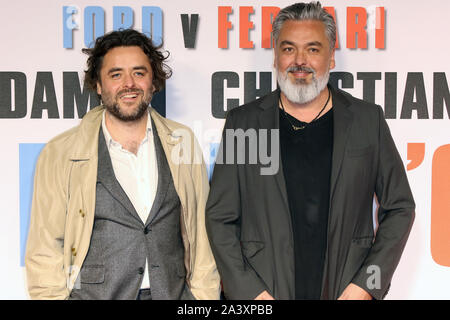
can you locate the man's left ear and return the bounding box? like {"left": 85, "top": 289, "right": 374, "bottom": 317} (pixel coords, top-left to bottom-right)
{"left": 96, "top": 81, "right": 102, "bottom": 96}
{"left": 329, "top": 49, "right": 336, "bottom": 70}
{"left": 273, "top": 51, "right": 278, "bottom": 70}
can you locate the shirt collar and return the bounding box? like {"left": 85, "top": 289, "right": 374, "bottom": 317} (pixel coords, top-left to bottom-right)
{"left": 101, "top": 108, "right": 153, "bottom": 150}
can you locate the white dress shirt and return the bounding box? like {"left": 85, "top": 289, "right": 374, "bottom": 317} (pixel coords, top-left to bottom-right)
{"left": 101, "top": 110, "right": 158, "bottom": 289}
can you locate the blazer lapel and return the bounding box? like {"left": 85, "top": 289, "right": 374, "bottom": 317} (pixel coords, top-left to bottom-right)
{"left": 257, "top": 88, "right": 353, "bottom": 210}
{"left": 97, "top": 129, "right": 143, "bottom": 224}
{"left": 329, "top": 86, "right": 354, "bottom": 201}
{"left": 145, "top": 118, "right": 170, "bottom": 226}
{"left": 257, "top": 90, "right": 290, "bottom": 214}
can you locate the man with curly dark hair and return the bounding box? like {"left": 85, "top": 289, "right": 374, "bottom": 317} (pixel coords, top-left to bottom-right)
{"left": 25, "top": 29, "right": 220, "bottom": 300}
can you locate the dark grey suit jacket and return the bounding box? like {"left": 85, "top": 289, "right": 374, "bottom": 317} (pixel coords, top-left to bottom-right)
{"left": 205, "top": 86, "right": 415, "bottom": 300}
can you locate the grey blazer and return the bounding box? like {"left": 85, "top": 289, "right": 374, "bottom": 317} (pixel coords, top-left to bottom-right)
{"left": 205, "top": 86, "right": 415, "bottom": 300}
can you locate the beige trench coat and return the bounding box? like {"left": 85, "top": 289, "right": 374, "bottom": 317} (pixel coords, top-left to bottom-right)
{"left": 25, "top": 106, "right": 220, "bottom": 300}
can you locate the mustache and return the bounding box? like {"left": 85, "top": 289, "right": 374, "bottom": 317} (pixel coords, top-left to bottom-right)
{"left": 116, "top": 88, "right": 145, "bottom": 97}
{"left": 286, "top": 65, "right": 316, "bottom": 74}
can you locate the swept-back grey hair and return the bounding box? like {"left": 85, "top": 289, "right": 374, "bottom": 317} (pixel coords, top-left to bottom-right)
{"left": 272, "top": 2, "right": 336, "bottom": 50}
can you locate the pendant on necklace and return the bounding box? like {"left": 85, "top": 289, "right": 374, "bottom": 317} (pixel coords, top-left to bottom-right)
{"left": 292, "top": 125, "right": 305, "bottom": 130}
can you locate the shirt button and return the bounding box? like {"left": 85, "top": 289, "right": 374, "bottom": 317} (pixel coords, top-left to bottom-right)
{"left": 138, "top": 267, "right": 145, "bottom": 274}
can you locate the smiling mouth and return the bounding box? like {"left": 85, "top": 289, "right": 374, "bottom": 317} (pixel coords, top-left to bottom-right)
{"left": 287, "top": 66, "right": 315, "bottom": 79}
{"left": 121, "top": 93, "right": 138, "bottom": 98}
{"left": 290, "top": 71, "right": 312, "bottom": 78}
{"left": 118, "top": 92, "right": 142, "bottom": 102}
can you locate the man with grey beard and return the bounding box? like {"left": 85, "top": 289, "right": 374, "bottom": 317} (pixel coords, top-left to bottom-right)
{"left": 206, "top": 2, "right": 415, "bottom": 300}
{"left": 25, "top": 29, "right": 220, "bottom": 300}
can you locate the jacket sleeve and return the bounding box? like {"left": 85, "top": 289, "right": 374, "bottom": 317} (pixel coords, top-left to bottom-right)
{"left": 205, "top": 111, "right": 268, "bottom": 300}
{"left": 25, "top": 145, "right": 70, "bottom": 300}
{"left": 351, "top": 105, "right": 415, "bottom": 300}
{"left": 188, "top": 133, "right": 221, "bottom": 300}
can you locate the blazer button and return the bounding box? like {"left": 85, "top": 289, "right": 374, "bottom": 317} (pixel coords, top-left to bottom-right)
{"left": 144, "top": 227, "right": 151, "bottom": 234}
{"left": 138, "top": 267, "right": 145, "bottom": 274}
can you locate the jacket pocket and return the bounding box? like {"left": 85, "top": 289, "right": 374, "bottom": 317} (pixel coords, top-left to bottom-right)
{"left": 241, "top": 241, "right": 273, "bottom": 295}
{"left": 79, "top": 265, "right": 105, "bottom": 284}
{"left": 352, "top": 236, "right": 374, "bottom": 248}
{"left": 339, "top": 238, "right": 373, "bottom": 294}
{"left": 241, "top": 241, "right": 265, "bottom": 259}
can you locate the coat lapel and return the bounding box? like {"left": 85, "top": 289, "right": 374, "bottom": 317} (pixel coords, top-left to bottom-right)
{"left": 257, "top": 87, "right": 354, "bottom": 222}
{"left": 145, "top": 118, "right": 171, "bottom": 226}
{"left": 257, "top": 90, "right": 290, "bottom": 215}
{"left": 149, "top": 108, "right": 182, "bottom": 202}
{"left": 329, "top": 86, "right": 353, "bottom": 201}
{"left": 320, "top": 86, "right": 353, "bottom": 299}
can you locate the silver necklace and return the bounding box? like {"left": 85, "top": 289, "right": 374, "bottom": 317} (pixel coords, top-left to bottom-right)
{"left": 279, "top": 88, "right": 331, "bottom": 131}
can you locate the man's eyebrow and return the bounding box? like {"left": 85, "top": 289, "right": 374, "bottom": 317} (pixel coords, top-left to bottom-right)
{"left": 107, "top": 66, "right": 149, "bottom": 74}
{"left": 307, "top": 41, "right": 323, "bottom": 47}
{"left": 107, "top": 67, "right": 123, "bottom": 74}
{"left": 279, "top": 40, "right": 324, "bottom": 47}
{"left": 132, "top": 66, "right": 149, "bottom": 71}
{"left": 279, "top": 40, "right": 296, "bottom": 47}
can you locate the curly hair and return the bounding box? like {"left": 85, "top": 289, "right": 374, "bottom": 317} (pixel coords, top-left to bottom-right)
{"left": 82, "top": 29, "right": 172, "bottom": 95}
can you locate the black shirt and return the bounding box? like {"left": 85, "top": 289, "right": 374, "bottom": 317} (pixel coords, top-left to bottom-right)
{"left": 279, "top": 103, "right": 334, "bottom": 300}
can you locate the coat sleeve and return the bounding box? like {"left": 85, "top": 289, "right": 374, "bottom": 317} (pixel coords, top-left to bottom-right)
{"left": 25, "top": 144, "right": 70, "bottom": 300}
{"left": 205, "top": 111, "right": 268, "bottom": 300}
{"left": 188, "top": 133, "right": 221, "bottom": 300}
{"left": 351, "top": 105, "right": 415, "bottom": 300}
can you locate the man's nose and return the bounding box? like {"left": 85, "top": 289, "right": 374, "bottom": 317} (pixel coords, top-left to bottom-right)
{"left": 294, "top": 50, "right": 307, "bottom": 66}
{"left": 122, "top": 73, "right": 136, "bottom": 87}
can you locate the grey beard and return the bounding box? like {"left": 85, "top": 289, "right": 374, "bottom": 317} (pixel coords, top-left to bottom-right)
{"left": 277, "top": 68, "right": 330, "bottom": 104}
